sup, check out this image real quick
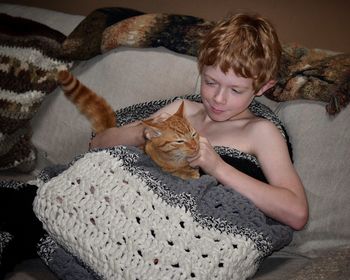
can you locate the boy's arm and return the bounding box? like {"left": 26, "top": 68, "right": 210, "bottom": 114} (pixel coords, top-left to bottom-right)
{"left": 188, "top": 120, "right": 308, "bottom": 230}
{"left": 89, "top": 99, "right": 185, "bottom": 149}
{"left": 217, "top": 121, "right": 308, "bottom": 230}
{"left": 89, "top": 121, "right": 145, "bottom": 149}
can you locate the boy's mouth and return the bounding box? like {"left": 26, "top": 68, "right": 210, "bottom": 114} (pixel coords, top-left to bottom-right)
{"left": 210, "top": 105, "right": 225, "bottom": 114}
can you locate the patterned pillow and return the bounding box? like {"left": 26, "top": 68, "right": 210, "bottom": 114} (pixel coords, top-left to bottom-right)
{"left": 0, "top": 13, "right": 72, "bottom": 172}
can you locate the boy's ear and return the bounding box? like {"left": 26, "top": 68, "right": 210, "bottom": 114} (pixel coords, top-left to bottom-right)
{"left": 255, "top": 80, "right": 276, "bottom": 96}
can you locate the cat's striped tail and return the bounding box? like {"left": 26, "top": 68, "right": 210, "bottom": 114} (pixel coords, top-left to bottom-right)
{"left": 57, "top": 70, "right": 116, "bottom": 133}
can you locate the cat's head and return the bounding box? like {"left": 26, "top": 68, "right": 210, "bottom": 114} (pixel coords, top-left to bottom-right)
{"left": 142, "top": 101, "right": 199, "bottom": 160}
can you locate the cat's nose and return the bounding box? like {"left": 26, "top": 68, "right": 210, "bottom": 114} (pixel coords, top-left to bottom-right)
{"left": 188, "top": 140, "right": 199, "bottom": 153}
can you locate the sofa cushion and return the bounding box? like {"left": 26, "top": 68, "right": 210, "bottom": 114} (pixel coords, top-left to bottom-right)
{"left": 277, "top": 100, "right": 350, "bottom": 255}
{"left": 30, "top": 47, "right": 200, "bottom": 168}
{"left": 290, "top": 246, "right": 350, "bottom": 280}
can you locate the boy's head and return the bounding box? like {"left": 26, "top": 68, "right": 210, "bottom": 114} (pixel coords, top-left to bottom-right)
{"left": 198, "top": 13, "right": 281, "bottom": 93}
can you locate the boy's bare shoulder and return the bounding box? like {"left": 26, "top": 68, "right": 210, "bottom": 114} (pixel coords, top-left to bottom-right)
{"left": 245, "top": 116, "right": 283, "bottom": 140}
{"left": 241, "top": 117, "right": 287, "bottom": 156}
{"left": 152, "top": 98, "right": 200, "bottom": 118}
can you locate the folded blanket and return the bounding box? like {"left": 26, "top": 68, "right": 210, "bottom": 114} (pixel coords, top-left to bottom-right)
{"left": 33, "top": 146, "right": 293, "bottom": 280}
{"left": 0, "top": 13, "right": 72, "bottom": 171}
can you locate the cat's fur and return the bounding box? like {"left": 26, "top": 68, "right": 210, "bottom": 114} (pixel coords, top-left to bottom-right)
{"left": 57, "top": 70, "right": 200, "bottom": 179}
{"left": 57, "top": 70, "right": 116, "bottom": 133}
{"left": 142, "top": 102, "right": 200, "bottom": 179}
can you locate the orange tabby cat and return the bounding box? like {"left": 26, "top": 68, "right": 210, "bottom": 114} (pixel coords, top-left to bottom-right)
{"left": 142, "top": 101, "right": 200, "bottom": 179}
{"left": 56, "top": 70, "right": 200, "bottom": 179}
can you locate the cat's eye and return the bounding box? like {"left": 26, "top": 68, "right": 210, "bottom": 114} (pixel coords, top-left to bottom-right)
{"left": 176, "top": 140, "right": 185, "bottom": 144}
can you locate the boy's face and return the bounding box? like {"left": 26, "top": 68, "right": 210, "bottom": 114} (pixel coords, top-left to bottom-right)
{"left": 200, "top": 65, "right": 263, "bottom": 122}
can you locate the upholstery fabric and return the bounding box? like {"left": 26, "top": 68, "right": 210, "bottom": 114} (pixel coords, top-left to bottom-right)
{"left": 277, "top": 100, "right": 350, "bottom": 255}
{"left": 28, "top": 47, "right": 199, "bottom": 168}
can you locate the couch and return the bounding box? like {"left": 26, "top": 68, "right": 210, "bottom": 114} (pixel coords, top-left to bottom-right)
{"left": 1, "top": 3, "right": 349, "bottom": 280}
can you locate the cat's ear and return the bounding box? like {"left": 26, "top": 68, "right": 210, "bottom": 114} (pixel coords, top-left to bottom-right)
{"left": 142, "top": 120, "right": 162, "bottom": 139}
{"left": 174, "top": 101, "right": 185, "bottom": 117}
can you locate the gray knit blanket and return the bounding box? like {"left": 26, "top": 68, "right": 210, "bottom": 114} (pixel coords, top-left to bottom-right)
{"left": 33, "top": 145, "right": 293, "bottom": 280}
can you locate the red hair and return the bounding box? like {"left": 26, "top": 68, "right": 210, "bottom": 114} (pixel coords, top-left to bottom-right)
{"left": 198, "top": 13, "right": 281, "bottom": 92}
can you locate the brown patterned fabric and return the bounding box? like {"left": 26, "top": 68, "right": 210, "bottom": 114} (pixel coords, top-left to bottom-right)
{"left": 266, "top": 44, "right": 350, "bottom": 115}
{"left": 0, "top": 13, "right": 72, "bottom": 172}
{"left": 61, "top": 7, "right": 144, "bottom": 60}
{"left": 62, "top": 8, "right": 350, "bottom": 115}
{"left": 101, "top": 13, "right": 213, "bottom": 57}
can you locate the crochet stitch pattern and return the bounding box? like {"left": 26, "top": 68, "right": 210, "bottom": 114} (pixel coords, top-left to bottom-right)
{"left": 0, "top": 13, "right": 72, "bottom": 171}
{"left": 34, "top": 146, "right": 292, "bottom": 280}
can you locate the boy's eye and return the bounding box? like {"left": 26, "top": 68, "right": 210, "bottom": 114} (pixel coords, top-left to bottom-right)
{"left": 205, "top": 79, "right": 216, "bottom": 86}
{"left": 231, "top": 88, "right": 241, "bottom": 94}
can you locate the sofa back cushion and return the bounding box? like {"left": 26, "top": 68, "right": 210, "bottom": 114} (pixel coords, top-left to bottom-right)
{"left": 277, "top": 100, "right": 350, "bottom": 256}
{"left": 30, "top": 48, "right": 200, "bottom": 169}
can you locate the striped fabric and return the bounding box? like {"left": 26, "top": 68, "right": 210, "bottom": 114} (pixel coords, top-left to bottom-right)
{"left": 0, "top": 13, "right": 72, "bottom": 171}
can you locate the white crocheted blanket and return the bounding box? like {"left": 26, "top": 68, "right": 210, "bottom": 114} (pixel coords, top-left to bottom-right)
{"left": 33, "top": 146, "right": 293, "bottom": 280}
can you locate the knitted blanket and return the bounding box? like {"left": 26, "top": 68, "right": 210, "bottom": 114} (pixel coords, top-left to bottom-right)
{"left": 0, "top": 13, "right": 72, "bottom": 171}
{"left": 33, "top": 146, "right": 293, "bottom": 280}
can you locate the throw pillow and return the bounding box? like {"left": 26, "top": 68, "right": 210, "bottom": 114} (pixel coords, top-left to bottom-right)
{"left": 0, "top": 13, "right": 72, "bottom": 172}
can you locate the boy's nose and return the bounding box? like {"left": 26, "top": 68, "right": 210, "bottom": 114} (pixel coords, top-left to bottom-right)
{"left": 213, "top": 88, "right": 226, "bottom": 104}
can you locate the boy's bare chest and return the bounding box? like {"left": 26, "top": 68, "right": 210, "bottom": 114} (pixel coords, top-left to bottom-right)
{"left": 184, "top": 102, "right": 254, "bottom": 152}
{"left": 192, "top": 118, "right": 251, "bottom": 152}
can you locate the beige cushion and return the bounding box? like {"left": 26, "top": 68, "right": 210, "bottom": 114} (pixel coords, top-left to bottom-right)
{"left": 30, "top": 47, "right": 199, "bottom": 169}
{"left": 277, "top": 100, "right": 350, "bottom": 256}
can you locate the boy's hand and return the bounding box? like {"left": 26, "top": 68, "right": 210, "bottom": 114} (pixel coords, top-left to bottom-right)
{"left": 187, "top": 136, "right": 223, "bottom": 176}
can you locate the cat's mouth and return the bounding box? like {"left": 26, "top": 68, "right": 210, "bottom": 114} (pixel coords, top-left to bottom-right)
{"left": 187, "top": 146, "right": 200, "bottom": 158}
{"left": 173, "top": 148, "right": 198, "bottom": 161}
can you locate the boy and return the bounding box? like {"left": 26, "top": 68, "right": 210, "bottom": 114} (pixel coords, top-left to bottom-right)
{"left": 91, "top": 13, "right": 309, "bottom": 230}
